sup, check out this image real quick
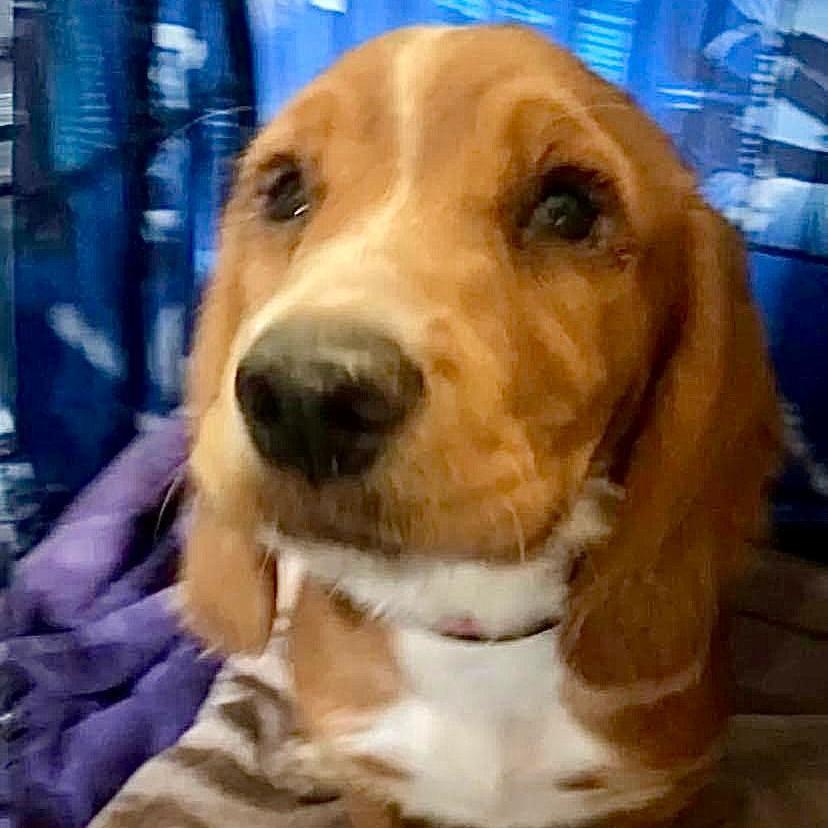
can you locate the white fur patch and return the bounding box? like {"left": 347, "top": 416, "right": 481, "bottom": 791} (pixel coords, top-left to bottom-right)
{"left": 278, "top": 544, "right": 568, "bottom": 639}
{"left": 262, "top": 476, "right": 700, "bottom": 827}
{"left": 334, "top": 626, "right": 675, "bottom": 828}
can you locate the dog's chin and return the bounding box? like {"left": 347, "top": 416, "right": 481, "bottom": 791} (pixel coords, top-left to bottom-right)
{"left": 259, "top": 478, "right": 620, "bottom": 643}
{"left": 254, "top": 461, "right": 585, "bottom": 565}
{"left": 258, "top": 521, "right": 556, "bottom": 568}
{"left": 257, "top": 483, "right": 570, "bottom": 565}
{"left": 259, "top": 474, "right": 622, "bottom": 564}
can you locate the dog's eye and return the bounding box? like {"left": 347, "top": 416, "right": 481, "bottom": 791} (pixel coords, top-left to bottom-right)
{"left": 260, "top": 160, "right": 311, "bottom": 222}
{"left": 525, "top": 170, "right": 599, "bottom": 242}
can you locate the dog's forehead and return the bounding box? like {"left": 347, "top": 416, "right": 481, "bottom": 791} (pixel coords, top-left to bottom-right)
{"left": 256, "top": 26, "right": 620, "bottom": 146}
{"left": 324, "top": 25, "right": 613, "bottom": 114}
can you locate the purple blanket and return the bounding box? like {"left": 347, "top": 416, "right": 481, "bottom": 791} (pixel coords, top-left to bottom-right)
{"left": 0, "top": 419, "right": 221, "bottom": 828}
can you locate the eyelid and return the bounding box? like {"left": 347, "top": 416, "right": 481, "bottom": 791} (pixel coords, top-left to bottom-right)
{"left": 255, "top": 155, "right": 319, "bottom": 223}
{"left": 257, "top": 157, "right": 302, "bottom": 193}
{"left": 537, "top": 166, "right": 607, "bottom": 201}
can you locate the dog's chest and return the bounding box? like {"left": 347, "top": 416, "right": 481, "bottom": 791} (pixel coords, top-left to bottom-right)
{"left": 335, "top": 626, "right": 637, "bottom": 828}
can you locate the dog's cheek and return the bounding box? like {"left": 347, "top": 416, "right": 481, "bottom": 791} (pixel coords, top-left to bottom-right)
{"left": 368, "top": 334, "right": 568, "bottom": 554}
{"left": 375, "top": 412, "right": 571, "bottom": 557}
{"left": 191, "top": 395, "right": 266, "bottom": 522}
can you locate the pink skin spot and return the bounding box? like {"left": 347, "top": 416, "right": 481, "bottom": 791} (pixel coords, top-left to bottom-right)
{"left": 436, "top": 616, "right": 485, "bottom": 639}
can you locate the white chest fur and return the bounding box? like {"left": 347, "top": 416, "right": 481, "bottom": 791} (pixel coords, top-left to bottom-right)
{"left": 334, "top": 625, "right": 669, "bottom": 828}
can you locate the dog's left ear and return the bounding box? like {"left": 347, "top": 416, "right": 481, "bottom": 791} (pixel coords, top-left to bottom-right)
{"left": 565, "top": 198, "right": 782, "bottom": 687}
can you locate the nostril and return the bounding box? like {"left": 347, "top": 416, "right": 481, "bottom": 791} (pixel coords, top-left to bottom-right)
{"left": 320, "top": 382, "right": 398, "bottom": 433}
{"left": 235, "top": 368, "right": 283, "bottom": 424}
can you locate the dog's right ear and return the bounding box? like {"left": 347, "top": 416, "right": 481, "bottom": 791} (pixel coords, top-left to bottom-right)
{"left": 181, "top": 497, "right": 276, "bottom": 654}
{"left": 564, "top": 199, "right": 781, "bottom": 687}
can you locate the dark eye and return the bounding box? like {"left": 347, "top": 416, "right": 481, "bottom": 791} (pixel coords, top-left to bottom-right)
{"left": 260, "top": 159, "right": 311, "bottom": 222}
{"left": 525, "top": 170, "right": 599, "bottom": 242}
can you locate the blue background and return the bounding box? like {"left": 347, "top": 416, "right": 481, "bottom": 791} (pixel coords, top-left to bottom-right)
{"left": 1, "top": 0, "right": 826, "bottom": 577}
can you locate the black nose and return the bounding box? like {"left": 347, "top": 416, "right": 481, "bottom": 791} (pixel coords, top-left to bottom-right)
{"left": 235, "top": 320, "right": 424, "bottom": 484}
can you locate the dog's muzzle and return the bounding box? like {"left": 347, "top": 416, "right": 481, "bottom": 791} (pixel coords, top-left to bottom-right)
{"left": 235, "top": 319, "right": 424, "bottom": 484}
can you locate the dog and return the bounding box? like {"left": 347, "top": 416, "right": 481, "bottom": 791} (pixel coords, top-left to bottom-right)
{"left": 181, "top": 24, "right": 782, "bottom": 828}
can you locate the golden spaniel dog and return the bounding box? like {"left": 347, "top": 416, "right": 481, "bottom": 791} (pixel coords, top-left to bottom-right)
{"left": 182, "top": 24, "right": 782, "bottom": 828}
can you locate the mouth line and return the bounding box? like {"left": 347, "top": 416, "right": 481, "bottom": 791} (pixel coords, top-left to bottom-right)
{"left": 260, "top": 518, "right": 556, "bottom": 564}
{"left": 262, "top": 523, "right": 551, "bottom": 568}
{"left": 434, "top": 614, "right": 562, "bottom": 644}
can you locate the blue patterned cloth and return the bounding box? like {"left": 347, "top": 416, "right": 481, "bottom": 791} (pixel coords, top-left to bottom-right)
{"left": 0, "top": 2, "right": 826, "bottom": 827}
{"left": 1, "top": 0, "right": 255, "bottom": 578}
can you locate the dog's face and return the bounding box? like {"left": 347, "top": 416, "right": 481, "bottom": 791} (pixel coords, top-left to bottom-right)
{"left": 192, "top": 26, "right": 680, "bottom": 555}
{"left": 184, "top": 26, "right": 780, "bottom": 672}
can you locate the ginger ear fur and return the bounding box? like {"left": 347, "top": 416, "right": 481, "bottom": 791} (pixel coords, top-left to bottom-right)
{"left": 180, "top": 499, "right": 276, "bottom": 654}
{"left": 564, "top": 198, "right": 783, "bottom": 687}
{"left": 179, "top": 217, "right": 278, "bottom": 655}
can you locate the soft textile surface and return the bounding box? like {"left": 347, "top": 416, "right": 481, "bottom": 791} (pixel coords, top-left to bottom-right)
{"left": 2, "top": 0, "right": 255, "bottom": 569}
{"left": 0, "top": 418, "right": 220, "bottom": 828}
{"left": 88, "top": 634, "right": 828, "bottom": 828}
{"left": 88, "top": 638, "right": 346, "bottom": 828}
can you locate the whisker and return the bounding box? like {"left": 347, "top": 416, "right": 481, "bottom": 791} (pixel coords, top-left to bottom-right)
{"left": 220, "top": 211, "right": 269, "bottom": 231}
{"left": 258, "top": 547, "right": 271, "bottom": 579}
{"left": 167, "top": 105, "right": 256, "bottom": 142}
{"left": 503, "top": 497, "right": 527, "bottom": 563}
{"left": 154, "top": 468, "right": 186, "bottom": 541}
{"left": 541, "top": 100, "right": 633, "bottom": 131}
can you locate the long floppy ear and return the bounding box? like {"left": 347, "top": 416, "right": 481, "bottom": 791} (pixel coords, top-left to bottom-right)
{"left": 565, "top": 197, "right": 782, "bottom": 687}
{"left": 179, "top": 228, "right": 278, "bottom": 655}
{"left": 180, "top": 498, "right": 276, "bottom": 653}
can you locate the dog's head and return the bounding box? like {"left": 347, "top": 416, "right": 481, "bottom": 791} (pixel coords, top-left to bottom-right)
{"left": 182, "top": 26, "right": 781, "bottom": 682}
